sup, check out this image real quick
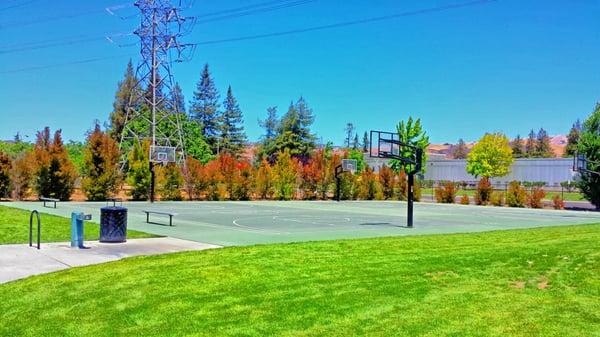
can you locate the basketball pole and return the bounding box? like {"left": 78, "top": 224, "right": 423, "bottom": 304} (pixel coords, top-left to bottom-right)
{"left": 407, "top": 172, "right": 414, "bottom": 228}
{"left": 150, "top": 161, "right": 156, "bottom": 203}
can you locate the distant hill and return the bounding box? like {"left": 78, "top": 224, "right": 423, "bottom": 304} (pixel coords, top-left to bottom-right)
{"left": 427, "top": 135, "right": 568, "bottom": 159}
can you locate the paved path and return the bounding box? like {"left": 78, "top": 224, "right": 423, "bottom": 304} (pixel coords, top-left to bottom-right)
{"left": 0, "top": 237, "right": 221, "bottom": 284}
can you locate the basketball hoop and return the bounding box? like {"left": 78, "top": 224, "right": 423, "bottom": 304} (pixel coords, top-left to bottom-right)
{"left": 150, "top": 145, "right": 177, "bottom": 164}
{"left": 342, "top": 159, "right": 358, "bottom": 174}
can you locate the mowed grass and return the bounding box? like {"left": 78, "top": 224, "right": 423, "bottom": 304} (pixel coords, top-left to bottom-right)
{"left": 0, "top": 205, "right": 155, "bottom": 244}
{"left": 2, "top": 224, "right": 600, "bottom": 336}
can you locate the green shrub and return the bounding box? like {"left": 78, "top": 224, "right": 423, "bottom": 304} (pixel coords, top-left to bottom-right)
{"left": 506, "top": 181, "right": 527, "bottom": 207}
{"left": 490, "top": 191, "right": 505, "bottom": 207}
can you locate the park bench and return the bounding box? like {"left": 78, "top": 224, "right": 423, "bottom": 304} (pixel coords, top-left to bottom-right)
{"left": 40, "top": 197, "right": 59, "bottom": 209}
{"left": 143, "top": 210, "right": 177, "bottom": 227}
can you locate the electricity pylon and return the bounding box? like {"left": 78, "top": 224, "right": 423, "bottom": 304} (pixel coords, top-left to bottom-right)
{"left": 119, "top": 0, "right": 195, "bottom": 202}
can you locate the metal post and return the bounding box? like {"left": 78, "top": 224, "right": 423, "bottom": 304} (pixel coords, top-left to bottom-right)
{"left": 336, "top": 177, "right": 341, "bottom": 202}
{"left": 150, "top": 161, "right": 155, "bottom": 203}
{"left": 29, "top": 210, "right": 40, "bottom": 250}
{"left": 407, "top": 173, "right": 414, "bottom": 228}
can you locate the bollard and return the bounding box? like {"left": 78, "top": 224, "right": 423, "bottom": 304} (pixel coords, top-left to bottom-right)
{"left": 71, "top": 212, "right": 92, "bottom": 249}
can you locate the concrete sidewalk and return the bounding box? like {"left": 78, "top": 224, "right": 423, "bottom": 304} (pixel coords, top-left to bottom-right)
{"left": 0, "top": 237, "right": 221, "bottom": 284}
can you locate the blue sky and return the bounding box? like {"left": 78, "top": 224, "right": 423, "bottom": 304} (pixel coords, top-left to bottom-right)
{"left": 1, "top": 0, "right": 599, "bottom": 145}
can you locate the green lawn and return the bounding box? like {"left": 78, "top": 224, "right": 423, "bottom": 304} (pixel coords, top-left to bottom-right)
{"left": 422, "top": 188, "right": 585, "bottom": 201}
{"left": 0, "top": 205, "right": 155, "bottom": 244}
{"left": 1, "top": 224, "right": 600, "bottom": 336}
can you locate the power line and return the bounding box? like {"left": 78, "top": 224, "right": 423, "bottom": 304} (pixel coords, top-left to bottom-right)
{"left": 0, "top": 0, "right": 39, "bottom": 12}
{"left": 0, "top": 54, "right": 133, "bottom": 75}
{"left": 194, "top": 0, "right": 311, "bottom": 18}
{"left": 191, "top": 0, "right": 496, "bottom": 46}
{"left": 0, "top": 0, "right": 316, "bottom": 54}
{"left": 2, "top": 0, "right": 497, "bottom": 75}
{"left": 194, "top": 0, "right": 317, "bottom": 25}
{"left": 0, "top": 2, "right": 131, "bottom": 29}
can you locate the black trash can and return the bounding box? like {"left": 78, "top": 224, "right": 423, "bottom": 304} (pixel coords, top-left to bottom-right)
{"left": 100, "top": 206, "right": 128, "bottom": 243}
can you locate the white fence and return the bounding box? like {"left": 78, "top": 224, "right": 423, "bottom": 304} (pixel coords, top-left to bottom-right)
{"left": 422, "top": 158, "right": 577, "bottom": 185}
{"left": 366, "top": 157, "right": 578, "bottom": 186}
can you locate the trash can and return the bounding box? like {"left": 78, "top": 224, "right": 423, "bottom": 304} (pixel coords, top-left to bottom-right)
{"left": 100, "top": 206, "right": 128, "bottom": 243}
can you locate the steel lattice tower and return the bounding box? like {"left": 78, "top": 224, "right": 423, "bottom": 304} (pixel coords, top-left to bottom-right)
{"left": 120, "top": 0, "right": 195, "bottom": 201}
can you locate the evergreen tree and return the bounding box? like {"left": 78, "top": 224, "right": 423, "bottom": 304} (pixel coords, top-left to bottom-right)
{"left": 81, "top": 123, "right": 121, "bottom": 201}
{"left": 565, "top": 120, "right": 581, "bottom": 157}
{"left": 33, "top": 128, "right": 78, "bottom": 200}
{"left": 266, "top": 97, "right": 316, "bottom": 159}
{"left": 352, "top": 133, "right": 360, "bottom": 150}
{"left": 453, "top": 138, "right": 468, "bottom": 159}
{"left": 536, "top": 128, "right": 554, "bottom": 157}
{"left": 259, "top": 106, "right": 279, "bottom": 141}
{"left": 344, "top": 123, "right": 354, "bottom": 148}
{"left": 525, "top": 129, "right": 537, "bottom": 157}
{"left": 170, "top": 82, "right": 186, "bottom": 113}
{"left": 577, "top": 103, "right": 600, "bottom": 209}
{"left": 190, "top": 64, "right": 221, "bottom": 153}
{"left": 109, "top": 60, "right": 138, "bottom": 141}
{"left": 126, "top": 141, "right": 151, "bottom": 201}
{"left": 219, "top": 86, "right": 247, "bottom": 156}
{"left": 511, "top": 135, "right": 525, "bottom": 158}
{"left": 362, "top": 131, "right": 369, "bottom": 153}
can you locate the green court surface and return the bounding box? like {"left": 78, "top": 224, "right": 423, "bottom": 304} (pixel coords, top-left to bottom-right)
{"left": 2, "top": 201, "right": 600, "bottom": 246}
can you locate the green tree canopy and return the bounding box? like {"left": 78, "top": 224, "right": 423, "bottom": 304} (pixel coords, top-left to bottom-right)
{"left": 389, "top": 117, "right": 430, "bottom": 174}
{"left": 577, "top": 103, "right": 600, "bottom": 209}
{"left": 466, "top": 133, "right": 514, "bottom": 178}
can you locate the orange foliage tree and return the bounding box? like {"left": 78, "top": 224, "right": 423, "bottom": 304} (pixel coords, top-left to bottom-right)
{"left": 0, "top": 151, "right": 11, "bottom": 198}
{"left": 81, "top": 123, "right": 121, "bottom": 201}
{"left": 32, "top": 127, "right": 78, "bottom": 200}
{"left": 254, "top": 157, "right": 274, "bottom": 199}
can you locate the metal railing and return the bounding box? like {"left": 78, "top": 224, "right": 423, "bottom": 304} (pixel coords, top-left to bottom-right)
{"left": 29, "top": 210, "right": 41, "bottom": 250}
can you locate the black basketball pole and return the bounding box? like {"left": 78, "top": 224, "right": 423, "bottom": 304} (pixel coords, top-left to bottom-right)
{"left": 335, "top": 165, "right": 342, "bottom": 202}
{"left": 407, "top": 172, "right": 414, "bottom": 228}
{"left": 150, "top": 161, "right": 155, "bottom": 203}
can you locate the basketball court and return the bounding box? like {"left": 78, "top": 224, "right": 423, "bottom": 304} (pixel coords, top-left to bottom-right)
{"left": 3, "top": 201, "right": 600, "bottom": 247}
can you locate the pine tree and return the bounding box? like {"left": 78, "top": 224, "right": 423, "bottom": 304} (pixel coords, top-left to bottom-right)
{"left": 81, "top": 123, "right": 121, "bottom": 201}
{"left": 511, "top": 135, "right": 525, "bottom": 158}
{"left": 190, "top": 64, "right": 221, "bottom": 153}
{"left": 259, "top": 106, "right": 279, "bottom": 141}
{"left": 352, "top": 133, "right": 360, "bottom": 150}
{"left": 171, "top": 82, "right": 186, "bottom": 113}
{"left": 565, "top": 120, "right": 581, "bottom": 157}
{"left": 453, "top": 138, "right": 468, "bottom": 159}
{"left": 219, "top": 86, "right": 247, "bottom": 156}
{"left": 362, "top": 131, "right": 369, "bottom": 153}
{"left": 536, "top": 128, "right": 554, "bottom": 157}
{"left": 266, "top": 97, "right": 316, "bottom": 159}
{"left": 109, "top": 60, "right": 138, "bottom": 141}
{"left": 344, "top": 123, "right": 354, "bottom": 148}
{"left": 525, "top": 129, "right": 537, "bottom": 157}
